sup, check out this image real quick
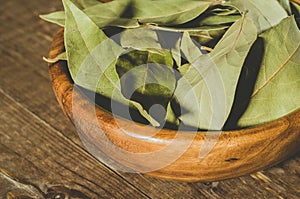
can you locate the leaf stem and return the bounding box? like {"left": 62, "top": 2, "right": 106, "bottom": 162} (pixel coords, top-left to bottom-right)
{"left": 201, "top": 46, "right": 213, "bottom": 52}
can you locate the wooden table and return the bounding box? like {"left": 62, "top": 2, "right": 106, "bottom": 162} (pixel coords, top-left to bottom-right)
{"left": 0, "top": 0, "right": 299, "bottom": 198}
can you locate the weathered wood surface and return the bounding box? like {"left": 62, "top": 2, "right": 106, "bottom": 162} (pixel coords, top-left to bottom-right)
{"left": 0, "top": 0, "right": 299, "bottom": 198}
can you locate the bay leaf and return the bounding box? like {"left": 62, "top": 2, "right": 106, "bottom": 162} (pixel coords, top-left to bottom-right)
{"left": 40, "top": 11, "right": 65, "bottom": 27}
{"left": 277, "top": 0, "right": 292, "bottom": 15}
{"left": 165, "top": 101, "right": 180, "bottom": 128}
{"left": 148, "top": 25, "right": 228, "bottom": 46}
{"left": 41, "top": 0, "right": 215, "bottom": 29}
{"left": 180, "top": 31, "right": 203, "bottom": 64}
{"left": 116, "top": 50, "right": 176, "bottom": 125}
{"left": 62, "top": 0, "right": 159, "bottom": 126}
{"left": 120, "top": 28, "right": 163, "bottom": 54}
{"left": 133, "top": 0, "right": 213, "bottom": 25}
{"left": 190, "top": 27, "right": 227, "bottom": 45}
{"left": 198, "top": 14, "right": 241, "bottom": 26}
{"left": 41, "top": 0, "right": 140, "bottom": 28}
{"left": 171, "top": 36, "right": 182, "bottom": 67}
{"left": 120, "top": 27, "right": 184, "bottom": 67}
{"left": 155, "top": 30, "right": 182, "bottom": 67}
{"left": 225, "top": 0, "right": 288, "bottom": 33}
{"left": 174, "top": 16, "right": 257, "bottom": 130}
{"left": 178, "top": 63, "right": 191, "bottom": 76}
{"left": 73, "top": 0, "right": 102, "bottom": 8}
{"left": 238, "top": 16, "right": 300, "bottom": 127}
{"left": 40, "top": 0, "right": 102, "bottom": 26}
{"left": 84, "top": 0, "right": 213, "bottom": 26}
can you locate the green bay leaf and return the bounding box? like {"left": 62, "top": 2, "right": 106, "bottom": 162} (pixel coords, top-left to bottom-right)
{"left": 116, "top": 50, "right": 176, "bottom": 125}
{"left": 225, "top": 0, "right": 288, "bottom": 33}
{"left": 120, "top": 28, "right": 162, "bottom": 53}
{"left": 190, "top": 27, "right": 227, "bottom": 45}
{"left": 84, "top": 0, "right": 213, "bottom": 27}
{"left": 41, "top": 0, "right": 216, "bottom": 29}
{"left": 181, "top": 31, "right": 203, "bottom": 64}
{"left": 198, "top": 14, "right": 241, "bottom": 26}
{"left": 133, "top": 0, "right": 212, "bottom": 25}
{"left": 41, "top": 0, "right": 140, "bottom": 28}
{"left": 40, "top": 11, "right": 65, "bottom": 27}
{"left": 277, "top": 0, "right": 292, "bottom": 15}
{"left": 165, "top": 101, "right": 180, "bottom": 127}
{"left": 238, "top": 16, "right": 300, "bottom": 127}
{"left": 63, "top": 0, "right": 159, "bottom": 126}
{"left": 73, "top": 0, "right": 102, "bottom": 8}
{"left": 171, "top": 36, "right": 182, "bottom": 67}
{"left": 40, "top": 0, "right": 103, "bottom": 26}
{"left": 148, "top": 25, "right": 229, "bottom": 46}
{"left": 174, "top": 16, "right": 257, "bottom": 130}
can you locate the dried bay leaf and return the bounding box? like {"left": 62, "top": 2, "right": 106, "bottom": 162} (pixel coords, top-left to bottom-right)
{"left": 120, "top": 28, "right": 163, "bottom": 54}
{"left": 41, "top": 0, "right": 140, "bottom": 28}
{"left": 155, "top": 30, "right": 182, "bottom": 68}
{"left": 165, "top": 101, "right": 180, "bottom": 128}
{"left": 225, "top": 0, "right": 288, "bottom": 33}
{"left": 42, "top": 0, "right": 299, "bottom": 130}
{"left": 62, "top": 0, "right": 159, "bottom": 126}
{"left": 198, "top": 14, "right": 241, "bottom": 26}
{"left": 174, "top": 16, "right": 257, "bottom": 130}
{"left": 170, "top": 35, "right": 182, "bottom": 67}
{"left": 40, "top": 11, "right": 65, "bottom": 27}
{"left": 82, "top": 0, "right": 140, "bottom": 28}
{"left": 120, "top": 27, "right": 184, "bottom": 68}
{"left": 149, "top": 25, "right": 228, "bottom": 46}
{"left": 73, "top": 0, "right": 102, "bottom": 8}
{"left": 277, "top": 0, "right": 292, "bottom": 14}
{"left": 223, "top": 38, "right": 265, "bottom": 130}
{"left": 116, "top": 50, "right": 176, "bottom": 125}
{"left": 238, "top": 17, "right": 300, "bottom": 127}
{"left": 132, "top": 0, "right": 213, "bottom": 25}
{"left": 180, "top": 32, "right": 203, "bottom": 64}
{"left": 40, "top": 0, "right": 103, "bottom": 26}
{"left": 85, "top": 0, "right": 213, "bottom": 25}
{"left": 190, "top": 27, "right": 227, "bottom": 46}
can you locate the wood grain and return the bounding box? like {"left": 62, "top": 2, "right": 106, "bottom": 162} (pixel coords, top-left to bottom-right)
{"left": 0, "top": 90, "right": 148, "bottom": 198}
{"left": 0, "top": 0, "right": 300, "bottom": 198}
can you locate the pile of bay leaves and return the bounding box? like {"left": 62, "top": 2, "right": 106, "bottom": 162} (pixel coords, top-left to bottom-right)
{"left": 41, "top": 0, "right": 300, "bottom": 131}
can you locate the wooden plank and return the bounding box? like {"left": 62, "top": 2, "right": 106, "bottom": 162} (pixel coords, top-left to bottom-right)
{"left": 0, "top": 0, "right": 81, "bottom": 146}
{"left": 0, "top": 90, "right": 148, "bottom": 198}
{"left": 0, "top": 0, "right": 299, "bottom": 198}
{"left": 119, "top": 166, "right": 300, "bottom": 198}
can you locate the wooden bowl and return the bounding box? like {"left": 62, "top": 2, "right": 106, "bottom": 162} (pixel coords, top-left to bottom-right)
{"left": 48, "top": 28, "right": 300, "bottom": 182}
